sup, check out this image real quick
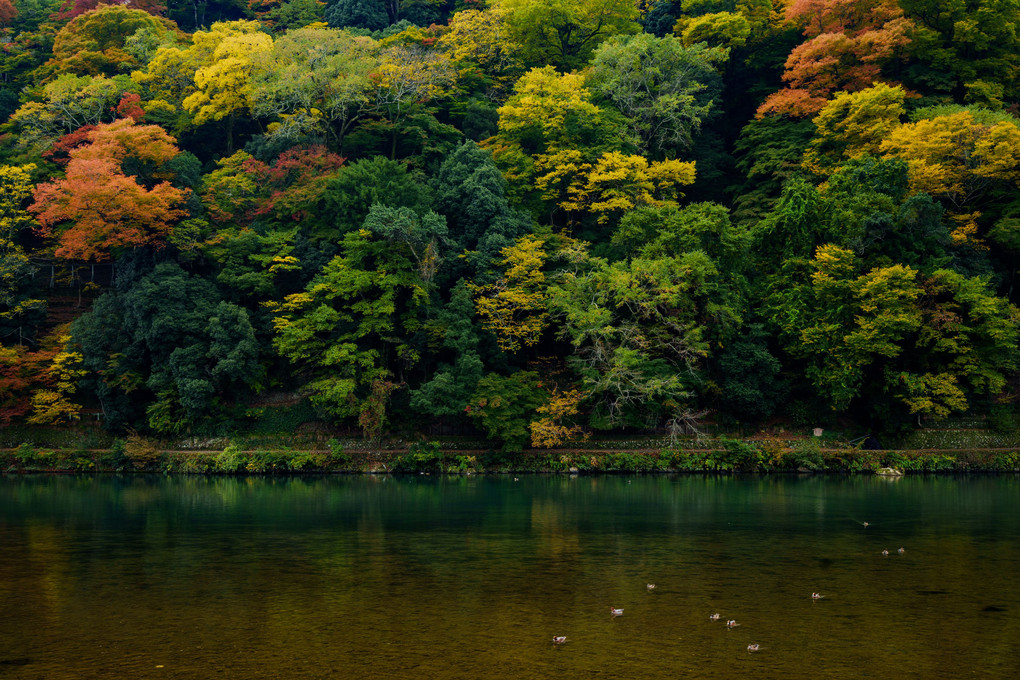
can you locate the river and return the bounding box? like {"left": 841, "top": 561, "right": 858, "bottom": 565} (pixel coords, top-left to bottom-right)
{"left": 1, "top": 474, "right": 1018, "bottom": 678}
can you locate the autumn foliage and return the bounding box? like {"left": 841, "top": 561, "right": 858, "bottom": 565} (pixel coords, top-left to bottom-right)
{"left": 757, "top": 0, "right": 912, "bottom": 117}
{"left": 30, "top": 119, "right": 188, "bottom": 261}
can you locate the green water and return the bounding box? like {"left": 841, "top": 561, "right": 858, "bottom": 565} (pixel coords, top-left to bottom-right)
{"left": 1, "top": 474, "right": 1018, "bottom": 679}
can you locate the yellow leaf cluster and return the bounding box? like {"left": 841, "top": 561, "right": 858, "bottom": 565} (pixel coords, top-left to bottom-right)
{"left": 472, "top": 235, "right": 549, "bottom": 353}
{"left": 530, "top": 388, "right": 588, "bottom": 448}
{"left": 561, "top": 152, "right": 696, "bottom": 223}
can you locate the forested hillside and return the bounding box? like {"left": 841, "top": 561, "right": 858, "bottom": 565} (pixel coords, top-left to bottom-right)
{"left": 1, "top": 0, "right": 1018, "bottom": 449}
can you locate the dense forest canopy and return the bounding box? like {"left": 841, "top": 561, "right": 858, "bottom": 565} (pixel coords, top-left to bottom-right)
{"left": 1, "top": 0, "right": 1019, "bottom": 448}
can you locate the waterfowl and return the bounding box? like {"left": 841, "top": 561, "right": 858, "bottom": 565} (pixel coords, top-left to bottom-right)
{"left": 647, "top": 584, "right": 656, "bottom": 592}
{"left": 881, "top": 549, "right": 889, "bottom": 556}
{"left": 552, "top": 636, "right": 567, "bottom": 645}
{"left": 709, "top": 613, "right": 720, "bottom": 621}
{"left": 747, "top": 644, "right": 760, "bottom": 652}
{"left": 811, "top": 592, "right": 824, "bottom": 600}
{"left": 610, "top": 607, "right": 624, "bottom": 617}
{"left": 897, "top": 547, "right": 905, "bottom": 554}
{"left": 726, "top": 620, "right": 738, "bottom": 628}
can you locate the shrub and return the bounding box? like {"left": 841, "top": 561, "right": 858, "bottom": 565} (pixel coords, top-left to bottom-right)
{"left": 124, "top": 433, "right": 163, "bottom": 470}
{"left": 392, "top": 441, "right": 444, "bottom": 473}
{"left": 787, "top": 439, "right": 824, "bottom": 471}
{"left": 446, "top": 455, "right": 477, "bottom": 473}
{"left": 718, "top": 438, "right": 763, "bottom": 471}
{"left": 100, "top": 439, "right": 129, "bottom": 471}
{"left": 214, "top": 443, "right": 245, "bottom": 473}
{"left": 14, "top": 443, "right": 41, "bottom": 466}
{"left": 326, "top": 438, "right": 351, "bottom": 468}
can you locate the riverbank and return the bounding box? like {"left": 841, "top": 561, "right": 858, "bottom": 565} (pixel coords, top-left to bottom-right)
{"left": 3, "top": 439, "right": 1019, "bottom": 474}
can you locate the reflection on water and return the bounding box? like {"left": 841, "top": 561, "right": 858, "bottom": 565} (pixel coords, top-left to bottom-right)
{"left": 1, "top": 474, "right": 1018, "bottom": 679}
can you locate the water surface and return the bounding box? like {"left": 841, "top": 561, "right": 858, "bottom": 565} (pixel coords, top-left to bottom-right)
{"left": 2, "top": 474, "right": 1018, "bottom": 679}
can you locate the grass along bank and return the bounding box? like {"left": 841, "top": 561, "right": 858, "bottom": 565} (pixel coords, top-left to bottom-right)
{"left": 3, "top": 438, "right": 1020, "bottom": 474}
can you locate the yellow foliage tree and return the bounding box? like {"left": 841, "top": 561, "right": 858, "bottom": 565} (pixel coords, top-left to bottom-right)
{"left": 803, "top": 83, "right": 905, "bottom": 176}
{"left": 879, "top": 111, "right": 1020, "bottom": 245}
{"left": 561, "top": 151, "right": 696, "bottom": 223}
{"left": 529, "top": 387, "right": 587, "bottom": 448}
{"left": 437, "top": 7, "right": 524, "bottom": 96}
{"left": 27, "top": 338, "right": 86, "bottom": 425}
{"left": 471, "top": 235, "right": 549, "bottom": 353}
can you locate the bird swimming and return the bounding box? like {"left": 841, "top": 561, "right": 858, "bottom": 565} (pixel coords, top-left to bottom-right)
{"left": 709, "top": 613, "right": 720, "bottom": 621}
{"left": 552, "top": 636, "right": 567, "bottom": 645}
{"left": 897, "top": 547, "right": 905, "bottom": 554}
{"left": 747, "top": 644, "right": 760, "bottom": 652}
{"left": 726, "top": 620, "right": 738, "bottom": 628}
{"left": 881, "top": 549, "right": 889, "bottom": 556}
{"left": 647, "top": 584, "right": 656, "bottom": 592}
{"left": 610, "top": 607, "right": 624, "bottom": 617}
{"left": 811, "top": 592, "right": 824, "bottom": 600}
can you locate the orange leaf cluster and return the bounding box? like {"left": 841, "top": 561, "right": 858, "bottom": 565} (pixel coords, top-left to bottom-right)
{"left": 30, "top": 119, "right": 187, "bottom": 261}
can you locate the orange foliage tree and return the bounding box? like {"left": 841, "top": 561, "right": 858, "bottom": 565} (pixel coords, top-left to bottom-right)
{"left": 757, "top": 0, "right": 912, "bottom": 117}
{"left": 30, "top": 119, "right": 188, "bottom": 261}
{"left": 0, "top": 0, "right": 17, "bottom": 25}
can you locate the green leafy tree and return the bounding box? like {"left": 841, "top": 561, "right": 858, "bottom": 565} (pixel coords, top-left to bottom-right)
{"left": 764, "top": 245, "right": 923, "bottom": 411}
{"left": 466, "top": 370, "right": 546, "bottom": 451}
{"left": 588, "top": 33, "right": 727, "bottom": 158}
{"left": 70, "top": 262, "right": 263, "bottom": 433}
{"left": 323, "top": 155, "right": 429, "bottom": 235}
{"left": 492, "top": 0, "right": 640, "bottom": 71}
{"left": 269, "top": 227, "right": 429, "bottom": 434}
{"left": 431, "top": 141, "right": 532, "bottom": 280}
{"left": 409, "top": 280, "right": 485, "bottom": 419}
{"left": 250, "top": 27, "right": 377, "bottom": 152}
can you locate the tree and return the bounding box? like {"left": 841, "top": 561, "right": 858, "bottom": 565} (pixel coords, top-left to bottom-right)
{"left": 250, "top": 27, "right": 377, "bottom": 152}
{"left": 492, "top": 0, "right": 640, "bottom": 71}
{"left": 529, "top": 387, "right": 586, "bottom": 447}
{"left": 757, "top": 0, "right": 913, "bottom": 117}
{"left": 69, "top": 262, "right": 264, "bottom": 432}
{"left": 0, "top": 164, "right": 37, "bottom": 242}
{"left": 437, "top": 7, "right": 525, "bottom": 98}
{"left": 325, "top": 0, "right": 389, "bottom": 29}
{"left": 30, "top": 119, "right": 189, "bottom": 261}
{"left": 491, "top": 66, "right": 631, "bottom": 216}
{"left": 45, "top": 6, "right": 178, "bottom": 77}
{"left": 560, "top": 151, "right": 696, "bottom": 225}
{"left": 199, "top": 151, "right": 270, "bottom": 227}
{"left": 466, "top": 370, "right": 546, "bottom": 451}
{"left": 6, "top": 74, "right": 134, "bottom": 156}
{"left": 323, "top": 155, "right": 429, "bottom": 236}
{"left": 549, "top": 249, "right": 727, "bottom": 431}
{"left": 471, "top": 235, "right": 549, "bottom": 354}
{"left": 731, "top": 116, "right": 815, "bottom": 222}
{"left": 431, "top": 141, "right": 532, "bottom": 279}
{"left": 803, "top": 83, "right": 905, "bottom": 176}
{"left": 269, "top": 227, "right": 429, "bottom": 433}
{"left": 409, "top": 280, "right": 485, "bottom": 419}
{"left": 588, "top": 33, "right": 726, "bottom": 157}
{"left": 27, "top": 337, "right": 86, "bottom": 424}
{"left": 371, "top": 43, "right": 456, "bottom": 159}
{"left": 764, "top": 244, "right": 923, "bottom": 411}
{"left": 900, "top": 0, "right": 1020, "bottom": 107}
{"left": 183, "top": 22, "right": 274, "bottom": 150}
{"left": 0, "top": 0, "right": 18, "bottom": 25}
{"left": 879, "top": 109, "right": 1020, "bottom": 245}
{"left": 0, "top": 165, "right": 44, "bottom": 341}
{"left": 888, "top": 268, "right": 1019, "bottom": 420}
{"left": 676, "top": 11, "right": 752, "bottom": 48}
